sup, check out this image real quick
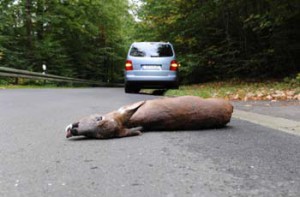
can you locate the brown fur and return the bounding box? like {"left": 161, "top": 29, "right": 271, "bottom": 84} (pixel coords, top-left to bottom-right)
{"left": 65, "top": 96, "right": 233, "bottom": 139}
{"left": 129, "top": 96, "right": 233, "bottom": 130}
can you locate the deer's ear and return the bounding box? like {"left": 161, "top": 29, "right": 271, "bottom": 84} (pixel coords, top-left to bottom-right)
{"left": 117, "top": 101, "right": 145, "bottom": 123}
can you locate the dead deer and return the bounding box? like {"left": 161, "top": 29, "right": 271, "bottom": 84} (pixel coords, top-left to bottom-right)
{"left": 65, "top": 96, "right": 233, "bottom": 139}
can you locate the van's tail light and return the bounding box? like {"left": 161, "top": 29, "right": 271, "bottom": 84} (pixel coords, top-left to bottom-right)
{"left": 170, "top": 60, "right": 178, "bottom": 71}
{"left": 125, "top": 60, "right": 133, "bottom": 71}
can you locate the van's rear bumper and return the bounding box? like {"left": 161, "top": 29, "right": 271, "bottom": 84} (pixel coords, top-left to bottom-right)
{"left": 125, "top": 80, "right": 179, "bottom": 89}
{"left": 125, "top": 70, "right": 179, "bottom": 89}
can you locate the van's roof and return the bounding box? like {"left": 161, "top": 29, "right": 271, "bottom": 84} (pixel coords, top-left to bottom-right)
{"left": 132, "top": 42, "right": 171, "bottom": 44}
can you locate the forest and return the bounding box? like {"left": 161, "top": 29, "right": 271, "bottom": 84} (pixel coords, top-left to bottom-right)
{"left": 0, "top": 0, "right": 299, "bottom": 84}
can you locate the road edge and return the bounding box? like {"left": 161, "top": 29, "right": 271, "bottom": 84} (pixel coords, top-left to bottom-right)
{"left": 233, "top": 109, "right": 300, "bottom": 136}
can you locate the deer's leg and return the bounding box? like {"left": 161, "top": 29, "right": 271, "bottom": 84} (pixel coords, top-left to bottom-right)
{"left": 118, "top": 127, "right": 143, "bottom": 137}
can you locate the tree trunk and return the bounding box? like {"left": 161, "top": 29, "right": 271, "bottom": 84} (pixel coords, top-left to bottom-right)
{"left": 25, "top": 0, "right": 32, "bottom": 48}
{"left": 25, "top": 0, "right": 33, "bottom": 68}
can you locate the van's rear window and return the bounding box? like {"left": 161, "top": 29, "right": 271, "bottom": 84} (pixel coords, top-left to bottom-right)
{"left": 129, "top": 43, "right": 173, "bottom": 57}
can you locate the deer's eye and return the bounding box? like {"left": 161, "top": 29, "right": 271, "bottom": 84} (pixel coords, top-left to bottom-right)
{"left": 96, "top": 116, "right": 102, "bottom": 121}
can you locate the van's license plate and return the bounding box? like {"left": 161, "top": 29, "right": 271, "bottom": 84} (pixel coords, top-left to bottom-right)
{"left": 142, "top": 65, "right": 161, "bottom": 70}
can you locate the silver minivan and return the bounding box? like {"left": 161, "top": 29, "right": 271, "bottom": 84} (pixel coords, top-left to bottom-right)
{"left": 124, "top": 42, "right": 179, "bottom": 93}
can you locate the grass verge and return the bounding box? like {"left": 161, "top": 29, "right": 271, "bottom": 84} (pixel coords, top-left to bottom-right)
{"left": 164, "top": 80, "right": 300, "bottom": 101}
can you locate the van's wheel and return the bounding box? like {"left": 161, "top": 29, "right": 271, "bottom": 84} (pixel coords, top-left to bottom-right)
{"left": 125, "top": 86, "right": 132, "bottom": 93}
{"left": 124, "top": 85, "right": 136, "bottom": 93}
{"left": 133, "top": 88, "right": 141, "bottom": 93}
{"left": 125, "top": 85, "right": 140, "bottom": 94}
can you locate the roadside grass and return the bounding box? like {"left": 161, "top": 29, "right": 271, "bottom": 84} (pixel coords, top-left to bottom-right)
{"left": 0, "top": 84, "right": 81, "bottom": 89}
{"left": 164, "top": 80, "right": 300, "bottom": 100}
{"left": 0, "top": 84, "right": 69, "bottom": 89}
{"left": 0, "top": 79, "right": 88, "bottom": 89}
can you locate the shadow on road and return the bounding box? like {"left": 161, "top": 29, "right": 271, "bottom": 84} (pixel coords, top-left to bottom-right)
{"left": 65, "top": 126, "right": 234, "bottom": 141}
{"left": 136, "top": 89, "right": 167, "bottom": 96}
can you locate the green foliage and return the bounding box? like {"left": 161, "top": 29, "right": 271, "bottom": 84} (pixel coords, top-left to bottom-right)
{"left": 283, "top": 73, "right": 300, "bottom": 85}
{"left": 1, "top": 0, "right": 299, "bottom": 84}
{"left": 297, "top": 73, "right": 300, "bottom": 82}
{"left": 136, "top": 0, "right": 300, "bottom": 83}
{"left": 0, "top": 0, "right": 133, "bottom": 82}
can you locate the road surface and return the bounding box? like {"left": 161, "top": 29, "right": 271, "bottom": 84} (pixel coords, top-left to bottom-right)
{"left": 0, "top": 88, "right": 299, "bottom": 197}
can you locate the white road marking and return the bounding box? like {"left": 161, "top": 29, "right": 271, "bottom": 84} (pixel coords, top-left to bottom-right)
{"left": 233, "top": 109, "right": 300, "bottom": 136}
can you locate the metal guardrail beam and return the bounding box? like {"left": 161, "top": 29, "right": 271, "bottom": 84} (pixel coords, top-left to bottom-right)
{"left": 0, "top": 66, "right": 105, "bottom": 85}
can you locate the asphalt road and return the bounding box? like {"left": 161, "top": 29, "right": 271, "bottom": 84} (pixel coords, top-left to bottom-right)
{"left": 0, "top": 88, "right": 299, "bottom": 197}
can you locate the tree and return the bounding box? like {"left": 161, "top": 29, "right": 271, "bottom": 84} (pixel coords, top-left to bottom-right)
{"left": 136, "top": 0, "right": 300, "bottom": 83}
{"left": 0, "top": 0, "right": 135, "bottom": 81}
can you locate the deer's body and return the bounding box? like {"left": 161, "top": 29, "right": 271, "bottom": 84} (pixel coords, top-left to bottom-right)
{"left": 65, "top": 96, "right": 233, "bottom": 139}
{"left": 128, "top": 96, "right": 232, "bottom": 130}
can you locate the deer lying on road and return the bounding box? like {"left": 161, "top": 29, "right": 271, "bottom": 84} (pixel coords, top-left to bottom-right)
{"left": 65, "top": 96, "right": 233, "bottom": 139}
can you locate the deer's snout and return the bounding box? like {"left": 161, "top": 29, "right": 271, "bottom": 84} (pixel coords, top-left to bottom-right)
{"left": 65, "top": 122, "right": 79, "bottom": 138}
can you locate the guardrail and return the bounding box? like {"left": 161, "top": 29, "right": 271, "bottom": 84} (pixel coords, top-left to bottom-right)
{"left": 0, "top": 66, "right": 107, "bottom": 86}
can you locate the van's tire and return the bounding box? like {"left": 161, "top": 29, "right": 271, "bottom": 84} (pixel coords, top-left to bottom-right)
{"left": 125, "top": 85, "right": 140, "bottom": 94}
{"left": 125, "top": 86, "right": 132, "bottom": 93}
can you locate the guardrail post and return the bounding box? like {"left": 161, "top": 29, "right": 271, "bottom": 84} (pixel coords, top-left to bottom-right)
{"left": 42, "top": 63, "right": 47, "bottom": 85}
{"left": 15, "top": 77, "right": 19, "bottom": 85}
